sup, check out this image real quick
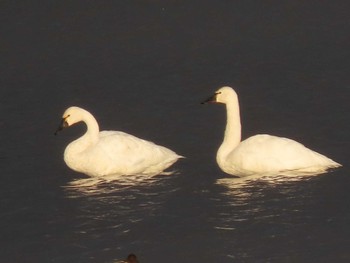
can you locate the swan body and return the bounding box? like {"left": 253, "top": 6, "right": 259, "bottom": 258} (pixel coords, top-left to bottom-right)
{"left": 202, "top": 86, "right": 341, "bottom": 177}
{"left": 55, "top": 106, "right": 183, "bottom": 177}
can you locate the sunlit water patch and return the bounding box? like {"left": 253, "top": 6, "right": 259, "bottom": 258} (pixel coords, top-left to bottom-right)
{"left": 214, "top": 173, "right": 319, "bottom": 226}
{"left": 209, "top": 173, "right": 334, "bottom": 260}
{"left": 55, "top": 173, "right": 183, "bottom": 262}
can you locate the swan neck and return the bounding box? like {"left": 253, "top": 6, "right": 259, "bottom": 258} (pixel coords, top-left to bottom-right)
{"left": 82, "top": 111, "right": 99, "bottom": 142}
{"left": 218, "top": 98, "right": 241, "bottom": 158}
{"left": 64, "top": 109, "right": 100, "bottom": 170}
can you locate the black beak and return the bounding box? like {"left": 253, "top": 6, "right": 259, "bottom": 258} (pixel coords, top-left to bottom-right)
{"left": 54, "top": 118, "right": 69, "bottom": 135}
{"left": 201, "top": 93, "right": 218, "bottom": 104}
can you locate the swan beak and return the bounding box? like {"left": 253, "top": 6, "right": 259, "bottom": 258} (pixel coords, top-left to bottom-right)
{"left": 54, "top": 118, "right": 69, "bottom": 135}
{"left": 201, "top": 93, "right": 217, "bottom": 104}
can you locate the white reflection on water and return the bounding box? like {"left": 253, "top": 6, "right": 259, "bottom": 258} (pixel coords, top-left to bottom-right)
{"left": 58, "top": 172, "right": 182, "bottom": 260}
{"left": 213, "top": 172, "right": 326, "bottom": 232}
{"left": 217, "top": 173, "right": 315, "bottom": 192}
{"left": 212, "top": 171, "right": 341, "bottom": 260}
{"left": 216, "top": 169, "right": 335, "bottom": 195}
{"left": 63, "top": 171, "right": 179, "bottom": 196}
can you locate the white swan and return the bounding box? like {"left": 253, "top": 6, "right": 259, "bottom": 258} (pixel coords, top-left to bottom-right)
{"left": 202, "top": 86, "right": 341, "bottom": 177}
{"left": 55, "top": 106, "right": 183, "bottom": 177}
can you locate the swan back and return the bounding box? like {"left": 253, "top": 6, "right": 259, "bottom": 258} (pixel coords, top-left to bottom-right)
{"left": 222, "top": 134, "right": 341, "bottom": 176}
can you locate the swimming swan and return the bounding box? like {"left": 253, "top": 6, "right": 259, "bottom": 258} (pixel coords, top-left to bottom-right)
{"left": 202, "top": 86, "right": 341, "bottom": 177}
{"left": 55, "top": 106, "right": 183, "bottom": 177}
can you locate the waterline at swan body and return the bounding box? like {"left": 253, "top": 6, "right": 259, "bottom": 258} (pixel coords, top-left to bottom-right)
{"left": 202, "top": 86, "right": 341, "bottom": 177}
{"left": 55, "top": 106, "right": 183, "bottom": 177}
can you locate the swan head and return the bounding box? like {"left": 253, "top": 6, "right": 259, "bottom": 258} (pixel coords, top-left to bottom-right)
{"left": 54, "top": 106, "right": 86, "bottom": 135}
{"left": 201, "top": 86, "right": 238, "bottom": 104}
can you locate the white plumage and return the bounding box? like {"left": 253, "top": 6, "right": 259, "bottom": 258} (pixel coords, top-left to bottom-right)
{"left": 55, "top": 106, "right": 183, "bottom": 177}
{"left": 202, "top": 86, "right": 341, "bottom": 177}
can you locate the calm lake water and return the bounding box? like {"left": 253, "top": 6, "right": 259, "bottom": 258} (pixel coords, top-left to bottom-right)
{"left": 2, "top": 2, "right": 350, "bottom": 262}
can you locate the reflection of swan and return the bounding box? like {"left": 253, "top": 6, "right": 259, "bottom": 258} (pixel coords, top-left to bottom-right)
{"left": 202, "top": 86, "right": 341, "bottom": 176}
{"left": 55, "top": 106, "right": 183, "bottom": 177}
{"left": 63, "top": 174, "right": 165, "bottom": 195}
{"left": 216, "top": 173, "right": 313, "bottom": 191}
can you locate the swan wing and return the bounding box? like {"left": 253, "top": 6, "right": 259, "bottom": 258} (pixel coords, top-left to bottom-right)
{"left": 92, "top": 131, "right": 180, "bottom": 175}
{"left": 228, "top": 134, "right": 338, "bottom": 174}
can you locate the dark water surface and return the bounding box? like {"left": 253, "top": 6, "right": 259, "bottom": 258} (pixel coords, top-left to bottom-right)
{"left": 2, "top": 1, "right": 350, "bottom": 262}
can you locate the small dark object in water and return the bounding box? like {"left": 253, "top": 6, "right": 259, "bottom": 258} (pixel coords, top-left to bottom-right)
{"left": 126, "top": 253, "right": 139, "bottom": 263}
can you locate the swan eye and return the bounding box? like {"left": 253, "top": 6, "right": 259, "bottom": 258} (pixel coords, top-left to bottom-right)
{"left": 64, "top": 114, "right": 70, "bottom": 119}
{"left": 215, "top": 92, "right": 221, "bottom": 95}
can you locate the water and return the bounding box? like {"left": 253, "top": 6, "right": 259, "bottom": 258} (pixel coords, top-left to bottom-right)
{"left": 2, "top": 2, "right": 350, "bottom": 262}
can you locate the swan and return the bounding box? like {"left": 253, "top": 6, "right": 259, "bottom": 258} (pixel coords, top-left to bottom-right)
{"left": 55, "top": 106, "right": 183, "bottom": 177}
{"left": 202, "top": 86, "right": 341, "bottom": 177}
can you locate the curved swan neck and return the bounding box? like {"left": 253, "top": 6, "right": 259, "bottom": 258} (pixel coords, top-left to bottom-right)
{"left": 81, "top": 110, "right": 99, "bottom": 142}
{"left": 218, "top": 96, "right": 241, "bottom": 158}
